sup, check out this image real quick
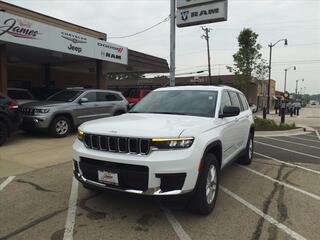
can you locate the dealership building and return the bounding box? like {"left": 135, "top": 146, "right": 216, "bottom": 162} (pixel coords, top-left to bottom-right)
{"left": 0, "top": 1, "right": 169, "bottom": 95}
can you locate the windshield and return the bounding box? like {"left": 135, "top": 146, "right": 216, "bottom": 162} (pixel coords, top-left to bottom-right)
{"left": 130, "top": 90, "right": 218, "bottom": 117}
{"left": 47, "top": 90, "right": 84, "bottom": 102}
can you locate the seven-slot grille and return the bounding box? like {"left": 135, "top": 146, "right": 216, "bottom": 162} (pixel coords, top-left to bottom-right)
{"left": 20, "top": 107, "right": 35, "bottom": 116}
{"left": 84, "top": 134, "right": 150, "bottom": 155}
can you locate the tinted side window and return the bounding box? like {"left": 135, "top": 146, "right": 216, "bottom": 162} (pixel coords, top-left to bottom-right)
{"left": 228, "top": 91, "right": 241, "bottom": 109}
{"left": 83, "top": 92, "right": 97, "bottom": 102}
{"left": 239, "top": 94, "right": 249, "bottom": 110}
{"left": 220, "top": 91, "right": 232, "bottom": 113}
{"left": 97, "top": 92, "right": 122, "bottom": 102}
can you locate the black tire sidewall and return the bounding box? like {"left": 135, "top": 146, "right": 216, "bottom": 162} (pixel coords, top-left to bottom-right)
{"left": 191, "top": 153, "right": 220, "bottom": 215}
{"left": 0, "top": 121, "right": 8, "bottom": 146}
{"left": 50, "top": 116, "right": 71, "bottom": 138}
{"left": 238, "top": 132, "right": 254, "bottom": 165}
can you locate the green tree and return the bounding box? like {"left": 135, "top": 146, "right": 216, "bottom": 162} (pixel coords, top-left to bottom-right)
{"left": 227, "top": 28, "right": 268, "bottom": 94}
{"left": 108, "top": 72, "right": 145, "bottom": 81}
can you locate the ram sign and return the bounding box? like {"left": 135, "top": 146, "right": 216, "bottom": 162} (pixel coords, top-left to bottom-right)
{"left": 177, "top": 0, "right": 228, "bottom": 28}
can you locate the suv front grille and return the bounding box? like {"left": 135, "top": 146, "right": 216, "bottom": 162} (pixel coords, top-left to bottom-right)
{"left": 84, "top": 134, "right": 150, "bottom": 155}
{"left": 20, "top": 108, "right": 35, "bottom": 116}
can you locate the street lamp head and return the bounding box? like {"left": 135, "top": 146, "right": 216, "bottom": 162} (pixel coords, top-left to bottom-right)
{"left": 294, "top": 66, "right": 296, "bottom": 70}
{"left": 284, "top": 39, "right": 288, "bottom": 46}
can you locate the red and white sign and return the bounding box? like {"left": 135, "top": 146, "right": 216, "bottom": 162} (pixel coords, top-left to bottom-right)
{"left": 0, "top": 12, "right": 128, "bottom": 65}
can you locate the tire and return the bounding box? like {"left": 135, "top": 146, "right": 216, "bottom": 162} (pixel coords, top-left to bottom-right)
{"left": 0, "top": 120, "right": 9, "bottom": 146}
{"left": 189, "top": 153, "right": 220, "bottom": 215}
{"left": 49, "top": 116, "right": 71, "bottom": 138}
{"left": 238, "top": 132, "right": 254, "bottom": 165}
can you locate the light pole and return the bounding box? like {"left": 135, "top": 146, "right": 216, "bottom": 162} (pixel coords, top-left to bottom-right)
{"left": 284, "top": 66, "right": 296, "bottom": 92}
{"left": 169, "top": 0, "right": 176, "bottom": 87}
{"left": 295, "top": 78, "right": 304, "bottom": 98}
{"left": 267, "top": 38, "right": 288, "bottom": 113}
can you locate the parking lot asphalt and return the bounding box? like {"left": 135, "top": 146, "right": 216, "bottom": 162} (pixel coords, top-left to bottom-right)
{"left": 0, "top": 132, "right": 75, "bottom": 178}
{"left": 0, "top": 131, "right": 320, "bottom": 240}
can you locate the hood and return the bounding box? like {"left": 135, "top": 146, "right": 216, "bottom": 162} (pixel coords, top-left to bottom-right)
{"left": 20, "top": 101, "right": 67, "bottom": 108}
{"left": 80, "top": 113, "right": 214, "bottom": 138}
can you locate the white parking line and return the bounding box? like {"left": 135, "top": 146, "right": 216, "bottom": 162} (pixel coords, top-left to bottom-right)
{"left": 161, "top": 206, "right": 192, "bottom": 240}
{"left": 316, "top": 130, "right": 320, "bottom": 140}
{"left": 63, "top": 177, "right": 79, "bottom": 240}
{"left": 0, "top": 176, "right": 16, "bottom": 191}
{"left": 264, "top": 137, "right": 320, "bottom": 150}
{"left": 237, "top": 165, "right": 320, "bottom": 201}
{"left": 220, "top": 186, "right": 306, "bottom": 240}
{"left": 255, "top": 141, "right": 320, "bottom": 159}
{"left": 287, "top": 136, "right": 320, "bottom": 143}
{"left": 254, "top": 152, "right": 320, "bottom": 176}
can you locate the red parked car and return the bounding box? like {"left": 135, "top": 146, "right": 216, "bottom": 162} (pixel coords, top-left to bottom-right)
{"left": 124, "top": 88, "right": 151, "bottom": 104}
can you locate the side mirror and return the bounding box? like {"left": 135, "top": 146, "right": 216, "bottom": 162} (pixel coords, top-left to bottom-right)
{"left": 219, "top": 106, "right": 240, "bottom": 118}
{"left": 79, "top": 98, "right": 88, "bottom": 104}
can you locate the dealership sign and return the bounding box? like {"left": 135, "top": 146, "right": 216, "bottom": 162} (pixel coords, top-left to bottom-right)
{"left": 0, "top": 12, "right": 128, "bottom": 65}
{"left": 177, "top": 0, "right": 220, "bottom": 8}
{"left": 177, "top": 0, "right": 228, "bottom": 28}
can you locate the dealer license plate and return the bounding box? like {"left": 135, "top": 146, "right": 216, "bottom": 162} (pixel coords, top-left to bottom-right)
{"left": 98, "top": 170, "right": 119, "bottom": 186}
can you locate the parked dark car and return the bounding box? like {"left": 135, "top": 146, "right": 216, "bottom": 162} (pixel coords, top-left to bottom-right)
{"left": 0, "top": 93, "right": 21, "bottom": 146}
{"left": 30, "top": 87, "right": 62, "bottom": 101}
{"left": 8, "top": 88, "right": 36, "bottom": 105}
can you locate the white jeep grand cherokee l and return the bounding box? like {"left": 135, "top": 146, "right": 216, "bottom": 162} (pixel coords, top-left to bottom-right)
{"left": 73, "top": 86, "right": 254, "bottom": 215}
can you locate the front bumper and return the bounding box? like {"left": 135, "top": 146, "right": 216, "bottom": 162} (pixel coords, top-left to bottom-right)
{"left": 21, "top": 115, "right": 51, "bottom": 129}
{"left": 73, "top": 139, "right": 202, "bottom": 196}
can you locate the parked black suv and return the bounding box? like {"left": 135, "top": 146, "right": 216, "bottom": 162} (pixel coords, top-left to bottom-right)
{"left": 0, "top": 93, "right": 21, "bottom": 146}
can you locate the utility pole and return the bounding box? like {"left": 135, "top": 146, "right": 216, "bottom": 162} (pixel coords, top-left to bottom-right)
{"left": 267, "top": 44, "right": 272, "bottom": 114}
{"left": 267, "top": 38, "right": 287, "bottom": 114}
{"left": 201, "top": 27, "right": 212, "bottom": 84}
{"left": 169, "top": 0, "right": 176, "bottom": 87}
{"left": 284, "top": 68, "right": 287, "bottom": 92}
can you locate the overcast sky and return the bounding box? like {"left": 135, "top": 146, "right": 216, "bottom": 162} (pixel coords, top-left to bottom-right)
{"left": 4, "top": 0, "right": 320, "bottom": 94}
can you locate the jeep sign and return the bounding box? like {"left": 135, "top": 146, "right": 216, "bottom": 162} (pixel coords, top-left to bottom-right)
{"left": 0, "top": 12, "right": 128, "bottom": 65}
{"left": 177, "top": 1, "right": 228, "bottom": 28}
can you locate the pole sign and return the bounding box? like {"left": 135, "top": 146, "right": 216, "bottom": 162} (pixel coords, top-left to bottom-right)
{"left": 176, "top": 0, "right": 228, "bottom": 28}
{"left": 177, "top": 0, "right": 220, "bottom": 8}
{"left": 0, "top": 12, "right": 128, "bottom": 65}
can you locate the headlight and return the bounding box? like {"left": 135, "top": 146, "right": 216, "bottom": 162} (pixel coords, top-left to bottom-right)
{"left": 151, "top": 137, "right": 194, "bottom": 150}
{"left": 78, "top": 129, "right": 84, "bottom": 141}
{"left": 34, "top": 108, "right": 50, "bottom": 114}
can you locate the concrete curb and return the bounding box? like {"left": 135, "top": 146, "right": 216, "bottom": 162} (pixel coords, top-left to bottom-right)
{"left": 255, "top": 127, "right": 307, "bottom": 137}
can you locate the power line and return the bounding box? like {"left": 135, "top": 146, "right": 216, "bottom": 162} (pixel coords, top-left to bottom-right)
{"left": 108, "top": 15, "right": 170, "bottom": 39}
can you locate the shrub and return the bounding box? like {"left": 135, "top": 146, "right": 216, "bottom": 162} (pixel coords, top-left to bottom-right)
{"left": 254, "top": 117, "right": 296, "bottom": 131}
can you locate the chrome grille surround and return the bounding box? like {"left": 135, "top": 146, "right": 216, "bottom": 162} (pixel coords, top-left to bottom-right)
{"left": 84, "top": 134, "right": 150, "bottom": 155}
